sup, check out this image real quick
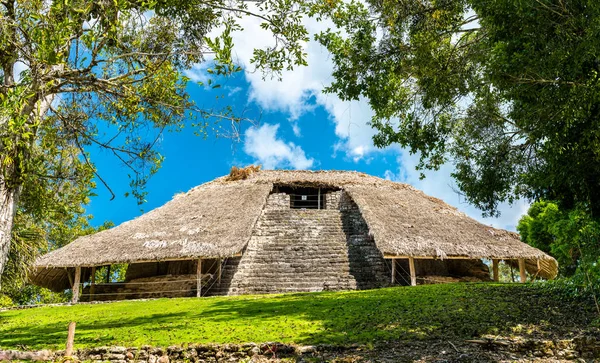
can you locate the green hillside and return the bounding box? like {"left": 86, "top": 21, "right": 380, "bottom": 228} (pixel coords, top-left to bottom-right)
{"left": 0, "top": 284, "right": 595, "bottom": 350}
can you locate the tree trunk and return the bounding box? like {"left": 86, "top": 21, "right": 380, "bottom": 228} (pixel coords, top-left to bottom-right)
{"left": 0, "top": 183, "right": 21, "bottom": 289}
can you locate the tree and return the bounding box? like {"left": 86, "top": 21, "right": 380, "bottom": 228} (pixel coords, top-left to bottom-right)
{"left": 518, "top": 201, "right": 600, "bottom": 311}
{"left": 517, "top": 201, "right": 579, "bottom": 276}
{"left": 1, "top": 132, "right": 96, "bottom": 303}
{"left": 0, "top": 0, "right": 311, "bottom": 285}
{"left": 316, "top": 0, "right": 600, "bottom": 217}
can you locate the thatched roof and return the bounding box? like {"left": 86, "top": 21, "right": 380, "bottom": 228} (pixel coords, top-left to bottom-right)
{"left": 35, "top": 182, "right": 272, "bottom": 268}
{"left": 345, "top": 185, "right": 556, "bottom": 279}
{"left": 31, "top": 170, "right": 557, "bottom": 290}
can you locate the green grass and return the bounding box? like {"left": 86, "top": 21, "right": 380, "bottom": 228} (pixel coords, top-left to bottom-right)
{"left": 0, "top": 284, "right": 595, "bottom": 350}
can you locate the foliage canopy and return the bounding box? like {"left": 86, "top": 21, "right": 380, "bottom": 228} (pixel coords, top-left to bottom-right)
{"left": 518, "top": 201, "right": 600, "bottom": 285}
{"left": 317, "top": 0, "right": 600, "bottom": 217}
{"left": 0, "top": 0, "right": 312, "bottom": 288}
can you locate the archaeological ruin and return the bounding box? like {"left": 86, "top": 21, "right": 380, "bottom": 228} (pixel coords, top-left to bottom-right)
{"left": 30, "top": 169, "right": 558, "bottom": 302}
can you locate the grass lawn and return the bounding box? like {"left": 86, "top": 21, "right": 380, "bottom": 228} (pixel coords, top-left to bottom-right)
{"left": 0, "top": 283, "right": 596, "bottom": 350}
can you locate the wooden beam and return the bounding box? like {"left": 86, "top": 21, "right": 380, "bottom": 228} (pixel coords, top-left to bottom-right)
{"left": 318, "top": 188, "right": 321, "bottom": 209}
{"left": 409, "top": 257, "right": 416, "bottom": 286}
{"left": 383, "top": 254, "right": 539, "bottom": 261}
{"left": 65, "top": 322, "right": 76, "bottom": 357}
{"left": 384, "top": 255, "right": 476, "bottom": 260}
{"left": 196, "top": 259, "right": 202, "bottom": 297}
{"left": 47, "top": 253, "right": 245, "bottom": 269}
{"left": 536, "top": 259, "right": 541, "bottom": 280}
{"left": 492, "top": 259, "right": 499, "bottom": 282}
{"left": 72, "top": 266, "right": 81, "bottom": 303}
{"left": 89, "top": 266, "right": 96, "bottom": 302}
{"left": 518, "top": 258, "right": 526, "bottom": 283}
{"left": 218, "top": 258, "right": 222, "bottom": 284}
{"left": 66, "top": 268, "right": 73, "bottom": 287}
{"left": 105, "top": 265, "right": 111, "bottom": 283}
{"left": 391, "top": 258, "right": 395, "bottom": 284}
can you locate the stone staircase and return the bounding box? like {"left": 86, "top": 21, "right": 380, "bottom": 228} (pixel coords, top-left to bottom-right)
{"left": 224, "top": 204, "right": 389, "bottom": 295}
{"left": 203, "top": 256, "right": 242, "bottom": 296}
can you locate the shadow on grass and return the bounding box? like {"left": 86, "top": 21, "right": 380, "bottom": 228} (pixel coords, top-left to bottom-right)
{"left": 0, "top": 311, "right": 191, "bottom": 349}
{"left": 0, "top": 284, "right": 596, "bottom": 350}
{"left": 194, "top": 283, "right": 595, "bottom": 344}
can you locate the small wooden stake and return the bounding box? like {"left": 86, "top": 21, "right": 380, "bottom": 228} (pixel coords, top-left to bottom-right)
{"left": 409, "top": 257, "right": 416, "bottom": 286}
{"left": 89, "top": 266, "right": 96, "bottom": 302}
{"left": 65, "top": 322, "right": 76, "bottom": 357}
{"left": 72, "top": 267, "right": 81, "bottom": 303}
{"left": 391, "top": 258, "right": 396, "bottom": 284}
{"left": 518, "top": 258, "right": 526, "bottom": 283}
{"left": 492, "top": 259, "right": 499, "bottom": 282}
{"left": 196, "top": 259, "right": 202, "bottom": 297}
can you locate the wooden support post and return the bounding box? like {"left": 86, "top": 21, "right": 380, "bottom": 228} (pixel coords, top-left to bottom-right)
{"left": 89, "top": 266, "right": 96, "bottom": 302}
{"left": 196, "top": 259, "right": 202, "bottom": 297}
{"left": 391, "top": 258, "right": 396, "bottom": 284}
{"left": 318, "top": 188, "right": 321, "bottom": 209}
{"left": 218, "top": 258, "right": 222, "bottom": 284}
{"left": 65, "top": 322, "right": 76, "bottom": 357}
{"left": 492, "top": 259, "right": 499, "bottom": 282}
{"left": 518, "top": 258, "right": 526, "bottom": 283}
{"left": 66, "top": 268, "right": 73, "bottom": 287}
{"left": 72, "top": 267, "right": 81, "bottom": 303}
{"left": 105, "top": 265, "right": 111, "bottom": 283}
{"left": 409, "top": 257, "right": 416, "bottom": 286}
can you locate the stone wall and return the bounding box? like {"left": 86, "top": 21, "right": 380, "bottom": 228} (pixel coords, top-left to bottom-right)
{"left": 339, "top": 193, "right": 390, "bottom": 289}
{"left": 82, "top": 275, "right": 207, "bottom": 301}
{"left": 325, "top": 190, "right": 342, "bottom": 209}
{"left": 125, "top": 261, "right": 198, "bottom": 281}
{"left": 264, "top": 193, "right": 290, "bottom": 210}
{"left": 2, "top": 336, "right": 599, "bottom": 362}
{"left": 391, "top": 259, "right": 491, "bottom": 285}
{"left": 203, "top": 256, "right": 242, "bottom": 297}
{"left": 266, "top": 190, "right": 343, "bottom": 210}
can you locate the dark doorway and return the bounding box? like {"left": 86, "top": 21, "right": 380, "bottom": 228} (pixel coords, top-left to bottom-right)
{"left": 290, "top": 187, "right": 325, "bottom": 209}
{"left": 273, "top": 185, "right": 335, "bottom": 209}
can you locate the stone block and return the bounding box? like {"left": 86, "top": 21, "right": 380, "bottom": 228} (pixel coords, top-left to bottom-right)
{"left": 111, "top": 346, "right": 127, "bottom": 354}
{"left": 105, "top": 353, "right": 126, "bottom": 360}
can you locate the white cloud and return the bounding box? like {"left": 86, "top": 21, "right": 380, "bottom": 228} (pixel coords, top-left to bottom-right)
{"left": 183, "top": 60, "right": 214, "bottom": 85}
{"left": 227, "top": 86, "right": 243, "bottom": 97}
{"left": 219, "top": 7, "right": 529, "bottom": 229}
{"left": 291, "top": 122, "right": 301, "bottom": 137}
{"left": 13, "top": 61, "right": 28, "bottom": 83}
{"left": 385, "top": 152, "right": 530, "bottom": 231}
{"left": 244, "top": 123, "right": 314, "bottom": 170}
{"left": 229, "top": 12, "right": 377, "bottom": 161}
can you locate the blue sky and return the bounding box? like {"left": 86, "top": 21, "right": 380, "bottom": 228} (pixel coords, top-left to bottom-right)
{"left": 84, "top": 14, "right": 530, "bottom": 232}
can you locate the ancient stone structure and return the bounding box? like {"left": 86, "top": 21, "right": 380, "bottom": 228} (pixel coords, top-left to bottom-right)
{"left": 226, "top": 191, "right": 388, "bottom": 295}
{"left": 31, "top": 170, "right": 559, "bottom": 301}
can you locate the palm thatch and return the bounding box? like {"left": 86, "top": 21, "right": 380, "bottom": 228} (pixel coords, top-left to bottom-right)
{"left": 345, "top": 184, "right": 557, "bottom": 279}
{"left": 31, "top": 169, "right": 557, "bottom": 290}
{"left": 31, "top": 182, "right": 272, "bottom": 290}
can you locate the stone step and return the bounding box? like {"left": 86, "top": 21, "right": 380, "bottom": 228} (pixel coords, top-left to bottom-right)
{"left": 229, "top": 282, "right": 358, "bottom": 291}
{"left": 221, "top": 198, "right": 390, "bottom": 296}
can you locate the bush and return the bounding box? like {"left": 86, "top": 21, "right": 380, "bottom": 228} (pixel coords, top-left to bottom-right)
{"left": 518, "top": 201, "right": 600, "bottom": 313}
{"left": 0, "top": 294, "right": 14, "bottom": 308}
